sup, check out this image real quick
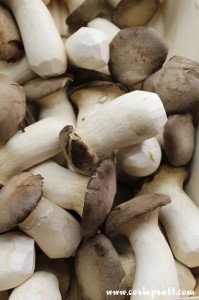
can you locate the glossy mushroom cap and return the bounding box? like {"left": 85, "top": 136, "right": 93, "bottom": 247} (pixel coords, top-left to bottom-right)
{"left": 106, "top": 194, "right": 170, "bottom": 234}
{"left": 81, "top": 157, "right": 116, "bottom": 237}
{"left": 109, "top": 26, "right": 168, "bottom": 87}
{"left": 0, "top": 172, "right": 43, "bottom": 233}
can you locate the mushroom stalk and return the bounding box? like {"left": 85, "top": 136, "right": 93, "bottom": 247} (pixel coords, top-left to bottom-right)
{"left": 19, "top": 197, "right": 82, "bottom": 258}
{"left": 4, "top": 0, "right": 67, "bottom": 77}
{"left": 0, "top": 117, "right": 69, "bottom": 184}
{"left": 48, "top": 0, "right": 70, "bottom": 37}
{"left": 87, "top": 17, "right": 120, "bottom": 42}
{"left": 9, "top": 271, "right": 62, "bottom": 300}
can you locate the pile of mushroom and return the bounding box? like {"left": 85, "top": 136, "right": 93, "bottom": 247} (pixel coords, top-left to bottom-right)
{"left": 1, "top": 0, "right": 199, "bottom": 299}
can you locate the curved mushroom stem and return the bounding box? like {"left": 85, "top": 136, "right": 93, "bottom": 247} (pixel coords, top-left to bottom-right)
{"left": 138, "top": 167, "right": 199, "bottom": 267}
{"left": 0, "top": 117, "right": 69, "bottom": 184}
{"left": 0, "top": 231, "right": 35, "bottom": 291}
{"left": 5, "top": 0, "right": 67, "bottom": 77}
{"left": 122, "top": 209, "right": 179, "bottom": 299}
{"left": 87, "top": 17, "right": 120, "bottom": 42}
{"left": 9, "top": 271, "right": 62, "bottom": 300}
{"left": 19, "top": 197, "right": 82, "bottom": 258}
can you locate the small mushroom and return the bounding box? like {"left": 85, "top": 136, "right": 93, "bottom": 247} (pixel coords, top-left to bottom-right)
{"left": 116, "top": 137, "right": 162, "bottom": 177}
{"left": 4, "top": 0, "right": 67, "bottom": 77}
{"left": 0, "top": 231, "right": 35, "bottom": 291}
{"left": 137, "top": 166, "right": 199, "bottom": 267}
{"left": 75, "top": 233, "right": 126, "bottom": 300}
{"left": 65, "top": 0, "right": 102, "bottom": 29}
{"left": 108, "top": 27, "right": 168, "bottom": 87}
{"left": 142, "top": 56, "right": 199, "bottom": 114}
{"left": 0, "top": 74, "right": 26, "bottom": 144}
{"left": 65, "top": 27, "right": 109, "bottom": 70}
{"left": 106, "top": 194, "right": 179, "bottom": 299}
{"left": 9, "top": 271, "right": 62, "bottom": 300}
{"left": 59, "top": 90, "right": 167, "bottom": 175}
{"left": 109, "top": 0, "right": 160, "bottom": 29}
{"left": 87, "top": 17, "right": 120, "bottom": 42}
{"left": 19, "top": 197, "right": 82, "bottom": 258}
{"left": 163, "top": 113, "right": 195, "bottom": 167}
{"left": 0, "top": 172, "right": 43, "bottom": 233}
{"left": 0, "top": 3, "right": 23, "bottom": 62}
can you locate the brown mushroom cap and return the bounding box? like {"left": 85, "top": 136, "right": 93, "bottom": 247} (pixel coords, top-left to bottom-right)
{"left": 23, "top": 74, "right": 74, "bottom": 101}
{"left": 0, "top": 4, "right": 23, "bottom": 62}
{"left": 0, "top": 172, "right": 43, "bottom": 233}
{"left": 81, "top": 157, "right": 116, "bottom": 237}
{"left": 66, "top": 0, "right": 102, "bottom": 28}
{"left": 142, "top": 56, "right": 199, "bottom": 114}
{"left": 75, "top": 233, "right": 126, "bottom": 300}
{"left": 0, "top": 74, "right": 26, "bottom": 144}
{"left": 106, "top": 194, "right": 170, "bottom": 234}
{"left": 112, "top": 0, "right": 160, "bottom": 29}
{"left": 108, "top": 27, "right": 168, "bottom": 87}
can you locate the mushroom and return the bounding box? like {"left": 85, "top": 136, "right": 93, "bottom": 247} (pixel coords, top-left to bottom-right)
{"left": 75, "top": 233, "right": 126, "bottom": 300}
{"left": 0, "top": 172, "right": 43, "bottom": 233}
{"left": 163, "top": 113, "right": 195, "bottom": 167}
{"left": 68, "top": 80, "right": 126, "bottom": 126}
{"left": 3, "top": 0, "right": 67, "bottom": 77}
{"left": 108, "top": 27, "right": 168, "bottom": 87}
{"left": 29, "top": 157, "right": 116, "bottom": 238}
{"left": 9, "top": 271, "right": 62, "bottom": 300}
{"left": 137, "top": 166, "right": 199, "bottom": 267}
{"left": 108, "top": 0, "right": 160, "bottom": 29}
{"left": 23, "top": 75, "right": 76, "bottom": 121}
{"left": 0, "top": 74, "right": 26, "bottom": 144}
{"left": 65, "top": 27, "right": 109, "bottom": 70}
{"left": 116, "top": 137, "right": 162, "bottom": 177}
{"left": 59, "top": 90, "right": 167, "bottom": 175}
{"left": 87, "top": 17, "right": 120, "bottom": 42}
{"left": 19, "top": 197, "right": 82, "bottom": 258}
{"left": 65, "top": 258, "right": 83, "bottom": 300}
{"left": 0, "top": 231, "right": 35, "bottom": 291}
{"left": 142, "top": 56, "right": 199, "bottom": 114}
{"left": 0, "top": 3, "right": 23, "bottom": 62}
{"left": 105, "top": 194, "right": 179, "bottom": 299}
{"left": 175, "top": 260, "right": 196, "bottom": 294}
{"left": 65, "top": 0, "right": 102, "bottom": 29}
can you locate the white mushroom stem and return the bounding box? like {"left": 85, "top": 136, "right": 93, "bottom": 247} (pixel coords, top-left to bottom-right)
{"left": 29, "top": 160, "right": 88, "bottom": 215}
{"left": 87, "top": 17, "right": 120, "bottom": 42}
{"left": 0, "top": 117, "right": 69, "bottom": 184}
{"left": 0, "top": 57, "right": 36, "bottom": 85}
{"left": 175, "top": 260, "right": 196, "bottom": 293}
{"left": 6, "top": 0, "right": 67, "bottom": 77}
{"left": 116, "top": 137, "right": 162, "bottom": 177}
{"left": 64, "top": 0, "right": 85, "bottom": 13}
{"left": 19, "top": 197, "right": 82, "bottom": 258}
{"left": 185, "top": 124, "right": 199, "bottom": 207}
{"left": 138, "top": 167, "right": 199, "bottom": 267}
{"left": 9, "top": 271, "right": 62, "bottom": 300}
{"left": 123, "top": 208, "right": 179, "bottom": 300}
{"left": 76, "top": 90, "right": 167, "bottom": 160}
{"left": 65, "top": 27, "right": 109, "bottom": 70}
{"left": 0, "top": 231, "right": 35, "bottom": 291}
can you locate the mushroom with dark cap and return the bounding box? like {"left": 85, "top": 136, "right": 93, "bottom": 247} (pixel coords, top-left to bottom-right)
{"left": 0, "top": 74, "right": 26, "bottom": 144}
{"left": 106, "top": 194, "right": 179, "bottom": 299}
{"left": 0, "top": 172, "right": 43, "bottom": 233}
{"left": 65, "top": 0, "right": 103, "bottom": 29}
{"left": 108, "top": 26, "right": 168, "bottom": 87}
{"left": 142, "top": 56, "right": 199, "bottom": 114}
{"left": 109, "top": 0, "right": 160, "bottom": 29}
{"left": 75, "top": 233, "right": 126, "bottom": 300}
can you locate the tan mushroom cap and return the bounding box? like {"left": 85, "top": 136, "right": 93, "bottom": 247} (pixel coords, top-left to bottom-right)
{"left": 23, "top": 74, "right": 73, "bottom": 101}
{"left": 75, "top": 233, "right": 126, "bottom": 300}
{"left": 0, "top": 4, "right": 23, "bottom": 62}
{"left": 106, "top": 194, "right": 171, "bottom": 234}
{"left": 112, "top": 0, "right": 160, "bottom": 28}
{"left": 81, "top": 157, "right": 116, "bottom": 237}
{"left": 0, "top": 172, "right": 43, "bottom": 233}
{"left": 108, "top": 27, "right": 168, "bottom": 87}
{"left": 66, "top": 0, "right": 102, "bottom": 28}
{"left": 0, "top": 74, "right": 26, "bottom": 144}
{"left": 142, "top": 56, "right": 199, "bottom": 114}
